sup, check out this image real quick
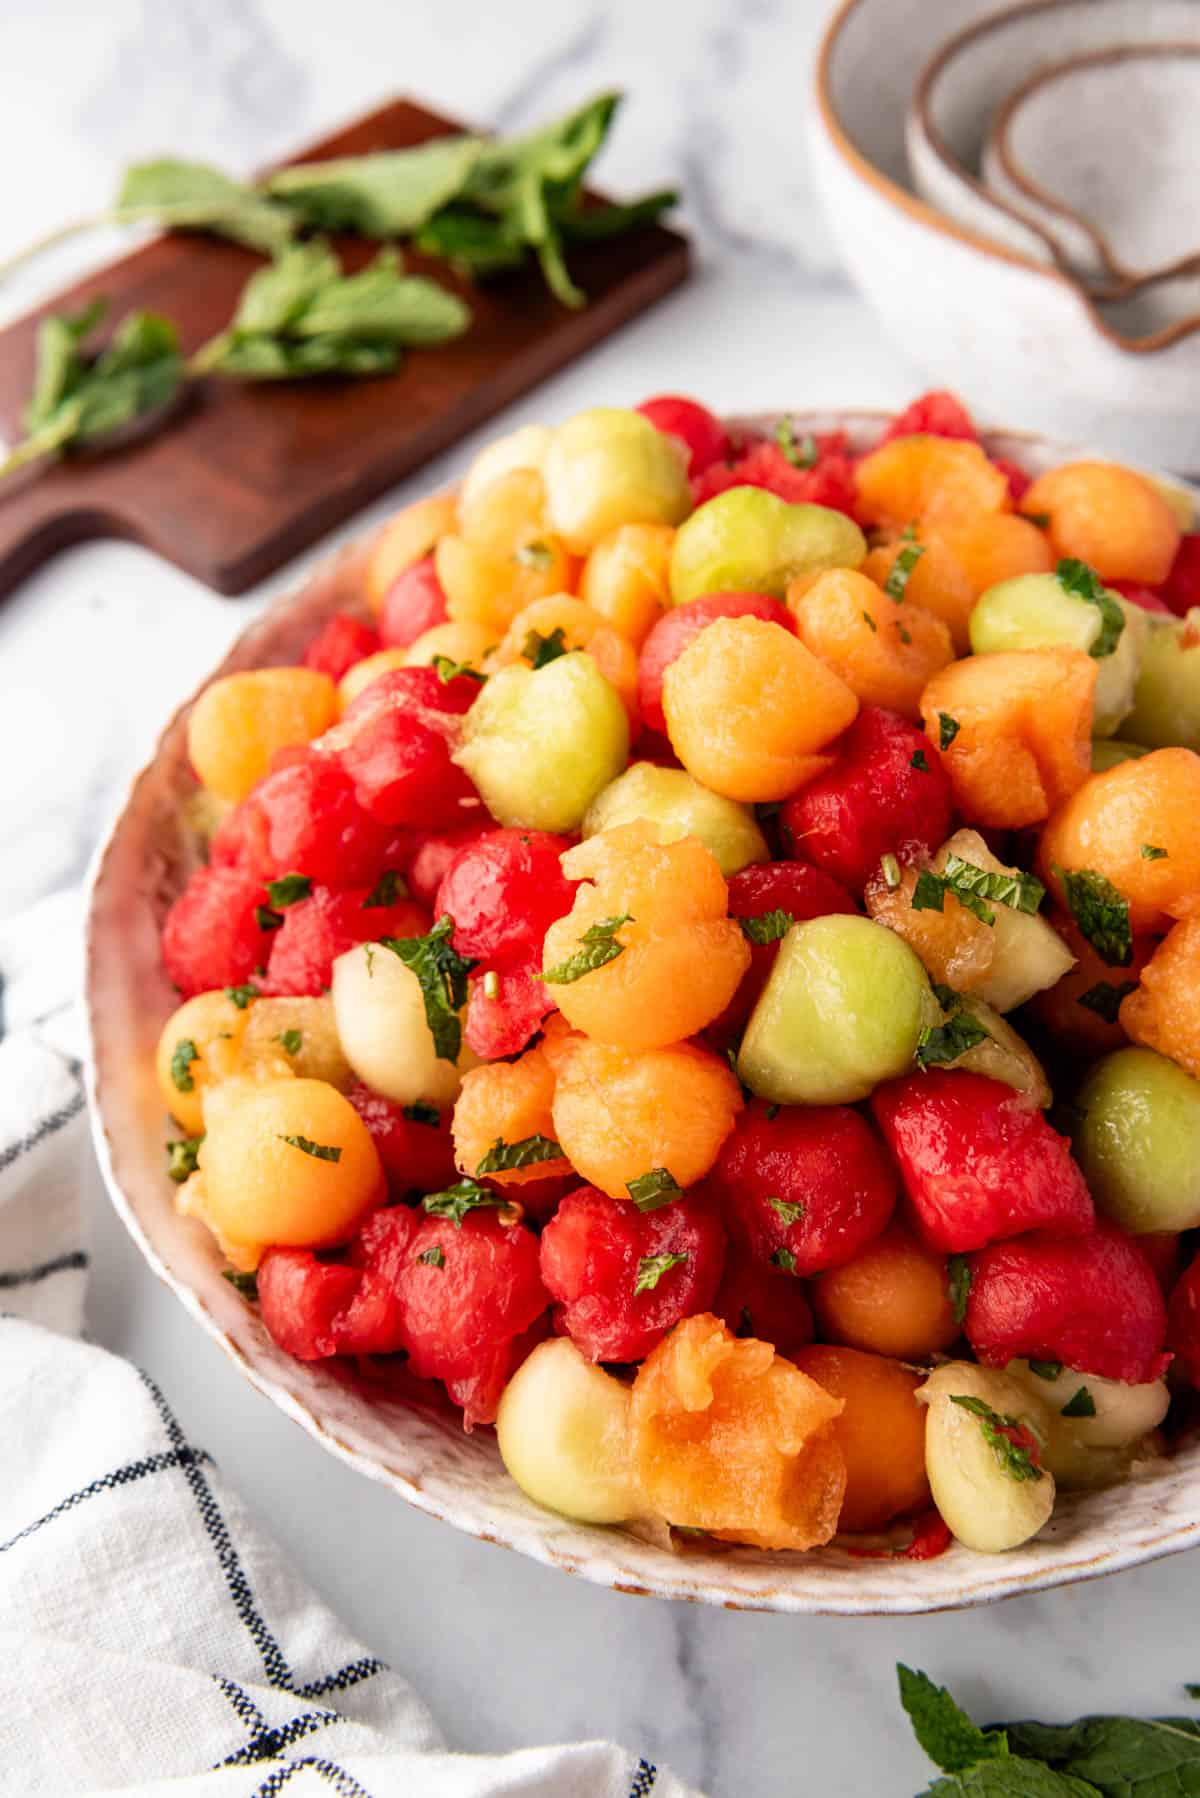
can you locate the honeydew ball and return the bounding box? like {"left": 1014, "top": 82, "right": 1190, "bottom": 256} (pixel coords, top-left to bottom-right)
{"left": 496, "top": 1338, "right": 641, "bottom": 1524}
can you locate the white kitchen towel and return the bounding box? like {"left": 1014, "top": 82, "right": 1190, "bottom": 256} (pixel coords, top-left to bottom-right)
{"left": 0, "top": 1012, "right": 697, "bottom": 1798}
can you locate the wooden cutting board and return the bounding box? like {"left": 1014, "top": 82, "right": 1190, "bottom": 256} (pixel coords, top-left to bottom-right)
{"left": 0, "top": 98, "right": 689, "bottom": 597}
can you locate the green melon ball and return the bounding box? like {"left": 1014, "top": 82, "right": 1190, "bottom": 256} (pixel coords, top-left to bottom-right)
{"left": 1123, "top": 610, "right": 1200, "bottom": 751}
{"left": 969, "top": 572, "right": 1144, "bottom": 737}
{"left": 737, "top": 914, "right": 940, "bottom": 1105}
{"left": 1092, "top": 739, "right": 1150, "bottom": 772}
{"left": 456, "top": 651, "right": 628, "bottom": 832}
{"left": 582, "top": 761, "right": 768, "bottom": 876}
{"left": 668, "top": 487, "right": 865, "bottom": 605}
{"left": 542, "top": 408, "right": 693, "bottom": 555}
{"left": 1074, "top": 1046, "right": 1200, "bottom": 1233}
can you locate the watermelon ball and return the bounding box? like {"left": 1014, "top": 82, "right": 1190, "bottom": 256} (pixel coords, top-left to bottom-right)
{"left": 436, "top": 829, "right": 575, "bottom": 971}
{"left": 539, "top": 1184, "right": 727, "bottom": 1363}
{"left": 637, "top": 592, "right": 794, "bottom": 737}
{"left": 303, "top": 612, "right": 381, "bottom": 682}
{"left": 879, "top": 390, "right": 977, "bottom": 444}
{"left": 871, "top": 1070, "right": 1094, "bottom": 1253}
{"left": 344, "top": 1082, "right": 458, "bottom": 1198}
{"left": 464, "top": 964, "right": 558, "bottom": 1061}
{"left": 781, "top": 705, "right": 954, "bottom": 895}
{"left": 1157, "top": 533, "right": 1200, "bottom": 618}
{"left": 400, "top": 820, "right": 494, "bottom": 908}
{"left": 691, "top": 435, "right": 858, "bottom": 515}
{"left": 338, "top": 666, "right": 480, "bottom": 827}
{"left": 264, "top": 884, "right": 430, "bottom": 996}
{"left": 369, "top": 1205, "right": 548, "bottom": 1426}
{"left": 378, "top": 554, "right": 450, "bottom": 648}
{"left": 257, "top": 1247, "right": 405, "bottom": 1361}
{"left": 232, "top": 750, "right": 398, "bottom": 887}
{"left": 709, "top": 1098, "right": 896, "bottom": 1276}
{"left": 712, "top": 858, "right": 858, "bottom": 1041}
{"left": 966, "top": 1223, "right": 1169, "bottom": 1385}
{"left": 1167, "top": 1251, "right": 1200, "bottom": 1387}
{"left": 161, "top": 865, "right": 275, "bottom": 998}
{"left": 711, "top": 1243, "right": 816, "bottom": 1361}
{"left": 636, "top": 394, "right": 729, "bottom": 477}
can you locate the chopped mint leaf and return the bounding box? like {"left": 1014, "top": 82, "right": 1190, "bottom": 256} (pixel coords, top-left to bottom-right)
{"left": 912, "top": 749, "right": 930, "bottom": 773}
{"left": 224, "top": 984, "right": 258, "bottom": 1009}
{"left": 1141, "top": 843, "right": 1168, "bottom": 862}
{"left": 950, "top": 1394, "right": 1044, "bottom": 1482}
{"left": 475, "top": 1133, "right": 562, "bottom": 1174}
{"left": 278, "top": 1133, "right": 342, "bottom": 1162}
{"left": 418, "top": 1245, "right": 445, "bottom": 1269}
{"left": 362, "top": 870, "right": 404, "bottom": 907}
{"left": 544, "top": 913, "right": 632, "bottom": 984}
{"left": 885, "top": 540, "right": 925, "bottom": 602}
{"left": 170, "top": 1038, "right": 198, "bottom": 1093}
{"left": 947, "top": 1255, "right": 972, "bottom": 1325}
{"left": 770, "top": 1247, "right": 798, "bottom": 1274}
{"left": 1056, "top": 558, "right": 1126, "bottom": 658}
{"left": 403, "top": 1101, "right": 441, "bottom": 1127}
{"left": 255, "top": 904, "right": 284, "bottom": 932}
{"left": 634, "top": 1250, "right": 689, "bottom": 1295}
{"left": 768, "top": 1196, "right": 806, "bottom": 1226}
{"left": 626, "top": 1168, "right": 682, "bottom": 1212}
{"left": 938, "top": 712, "right": 960, "bottom": 751}
{"left": 522, "top": 624, "right": 568, "bottom": 669}
{"left": 1061, "top": 1386, "right": 1096, "bottom": 1419}
{"left": 775, "top": 418, "right": 817, "bottom": 468}
{"left": 739, "top": 909, "right": 794, "bottom": 945}
{"left": 380, "top": 915, "right": 476, "bottom": 1061}
{"left": 916, "top": 1012, "right": 989, "bottom": 1069}
{"left": 1028, "top": 1359, "right": 1063, "bottom": 1382}
{"left": 275, "top": 1028, "right": 303, "bottom": 1055}
{"left": 1058, "top": 866, "right": 1133, "bottom": 967}
{"left": 266, "top": 873, "right": 311, "bottom": 908}
{"left": 1076, "top": 980, "right": 1136, "bottom": 1024}
{"left": 422, "top": 1179, "right": 515, "bottom": 1227}
{"left": 223, "top": 1269, "right": 259, "bottom": 1299}
{"left": 165, "top": 1136, "right": 202, "bottom": 1183}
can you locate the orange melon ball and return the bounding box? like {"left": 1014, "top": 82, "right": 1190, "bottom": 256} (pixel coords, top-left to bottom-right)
{"left": 366, "top": 493, "right": 459, "bottom": 614}
{"left": 542, "top": 823, "right": 749, "bottom": 1049}
{"left": 662, "top": 615, "right": 858, "bottom": 802}
{"left": 435, "top": 468, "right": 579, "bottom": 639}
{"left": 182, "top": 1078, "right": 384, "bottom": 1269}
{"left": 810, "top": 1223, "right": 960, "bottom": 1361}
{"left": 1121, "top": 919, "right": 1200, "bottom": 1079}
{"left": 493, "top": 595, "right": 639, "bottom": 719}
{"left": 629, "top": 1313, "right": 847, "bottom": 1550}
{"left": 336, "top": 648, "right": 411, "bottom": 712}
{"left": 451, "top": 1046, "right": 571, "bottom": 1187}
{"left": 936, "top": 510, "right": 1054, "bottom": 597}
{"left": 920, "top": 646, "right": 1096, "bottom": 829}
{"left": 155, "top": 991, "right": 250, "bottom": 1136}
{"left": 579, "top": 522, "right": 674, "bottom": 646}
{"left": 793, "top": 1344, "right": 931, "bottom": 1533}
{"left": 187, "top": 668, "right": 336, "bottom": 803}
{"left": 403, "top": 619, "right": 494, "bottom": 672}
{"left": 549, "top": 1035, "right": 743, "bottom": 1201}
{"left": 855, "top": 436, "right": 1010, "bottom": 531}
{"left": 789, "top": 566, "right": 954, "bottom": 721}
{"left": 861, "top": 535, "right": 978, "bottom": 653}
{"left": 1022, "top": 460, "right": 1181, "bottom": 585}
{"left": 1039, "top": 747, "right": 1200, "bottom": 934}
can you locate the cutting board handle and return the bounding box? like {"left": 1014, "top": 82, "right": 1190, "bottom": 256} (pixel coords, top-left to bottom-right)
{"left": 0, "top": 473, "right": 124, "bottom": 599}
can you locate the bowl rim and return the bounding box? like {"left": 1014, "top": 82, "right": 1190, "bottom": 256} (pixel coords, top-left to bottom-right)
{"left": 987, "top": 42, "right": 1200, "bottom": 291}
{"left": 813, "top": 0, "right": 1200, "bottom": 354}
{"left": 84, "top": 411, "right": 1200, "bottom": 1614}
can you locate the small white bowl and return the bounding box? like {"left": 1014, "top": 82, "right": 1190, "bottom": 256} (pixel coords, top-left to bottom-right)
{"left": 87, "top": 414, "right": 1200, "bottom": 1613}
{"left": 812, "top": 0, "right": 1200, "bottom": 470}
{"left": 908, "top": 0, "right": 1200, "bottom": 284}
{"left": 983, "top": 45, "right": 1200, "bottom": 290}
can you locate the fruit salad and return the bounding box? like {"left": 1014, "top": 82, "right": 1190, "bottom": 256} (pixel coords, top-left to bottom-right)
{"left": 154, "top": 387, "right": 1200, "bottom": 1559}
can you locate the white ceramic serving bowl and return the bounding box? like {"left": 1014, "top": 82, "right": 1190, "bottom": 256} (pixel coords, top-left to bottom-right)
{"left": 907, "top": 0, "right": 1200, "bottom": 280}
{"left": 86, "top": 410, "right": 1200, "bottom": 1614}
{"left": 982, "top": 45, "right": 1200, "bottom": 290}
{"left": 811, "top": 0, "right": 1200, "bottom": 471}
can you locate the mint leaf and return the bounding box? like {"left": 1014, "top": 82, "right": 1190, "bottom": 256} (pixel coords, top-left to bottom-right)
{"left": 515, "top": 539, "right": 555, "bottom": 570}
{"left": 475, "top": 1133, "right": 562, "bottom": 1174}
{"left": 403, "top": 1102, "right": 441, "bottom": 1127}
{"left": 278, "top": 1133, "right": 342, "bottom": 1162}
{"left": 165, "top": 1136, "right": 202, "bottom": 1183}
{"left": 739, "top": 909, "right": 795, "bottom": 945}
{"left": 912, "top": 870, "right": 950, "bottom": 913}
{"left": 557, "top": 189, "right": 677, "bottom": 241}
{"left": 380, "top": 915, "right": 476, "bottom": 1061}
{"left": 224, "top": 984, "right": 258, "bottom": 1009}
{"left": 917, "top": 1011, "right": 989, "bottom": 1069}
{"left": 898, "top": 1666, "right": 1010, "bottom": 1774}
{"left": 1058, "top": 867, "right": 1133, "bottom": 968}
{"left": 775, "top": 418, "right": 817, "bottom": 468}
{"left": 266, "top": 873, "right": 311, "bottom": 908}
{"left": 223, "top": 1269, "right": 259, "bottom": 1300}
{"left": 264, "top": 135, "right": 485, "bottom": 236}
{"left": 939, "top": 712, "right": 961, "bottom": 751}
{"left": 362, "top": 869, "right": 405, "bottom": 908}
{"left": 1006, "top": 1715, "right": 1200, "bottom": 1795}
{"left": 950, "top": 1394, "right": 1044, "bottom": 1482}
{"left": 422, "top": 1179, "right": 515, "bottom": 1228}
{"left": 1061, "top": 1386, "right": 1096, "bottom": 1419}
{"left": 544, "top": 913, "right": 632, "bottom": 984}
{"left": 418, "top": 1245, "right": 446, "bottom": 1269}
{"left": 1056, "top": 559, "right": 1126, "bottom": 659}
{"left": 912, "top": 749, "right": 930, "bottom": 773}
{"left": 432, "top": 654, "right": 486, "bottom": 685}
{"left": 768, "top": 1196, "right": 806, "bottom": 1227}
{"left": 275, "top": 1029, "right": 303, "bottom": 1056}
{"left": 634, "top": 1250, "right": 688, "bottom": 1295}
{"left": 1141, "top": 844, "right": 1168, "bottom": 862}
{"left": 522, "top": 625, "right": 568, "bottom": 668}
{"left": 1076, "top": 980, "right": 1136, "bottom": 1024}
{"left": 911, "top": 857, "right": 1044, "bottom": 927}
{"left": 626, "top": 1168, "right": 682, "bottom": 1212}
{"left": 170, "top": 1038, "right": 198, "bottom": 1094}
{"left": 885, "top": 540, "right": 925, "bottom": 602}
{"left": 947, "top": 1255, "right": 972, "bottom": 1326}
{"left": 255, "top": 904, "right": 284, "bottom": 932}
{"left": 770, "top": 1247, "right": 798, "bottom": 1273}
{"left": 1028, "top": 1359, "right": 1063, "bottom": 1381}
{"left": 117, "top": 158, "right": 295, "bottom": 253}
{"left": 920, "top": 1763, "right": 1102, "bottom": 1796}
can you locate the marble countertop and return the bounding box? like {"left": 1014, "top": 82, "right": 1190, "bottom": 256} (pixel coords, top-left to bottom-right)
{"left": 4, "top": 3, "right": 1198, "bottom": 1792}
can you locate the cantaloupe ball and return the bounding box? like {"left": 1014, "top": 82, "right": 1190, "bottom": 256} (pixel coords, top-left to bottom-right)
{"left": 662, "top": 615, "right": 858, "bottom": 802}
{"left": 493, "top": 594, "right": 639, "bottom": 718}
{"left": 788, "top": 566, "right": 954, "bottom": 721}
{"left": 496, "top": 1338, "right": 640, "bottom": 1524}
{"left": 811, "top": 1223, "right": 960, "bottom": 1361}
{"left": 436, "top": 468, "right": 578, "bottom": 639}
{"left": 452, "top": 1046, "right": 571, "bottom": 1187}
{"left": 1022, "top": 460, "right": 1180, "bottom": 584}
{"left": 549, "top": 1035, "right": 742, "bottom": 1201}
{"left": 1039, "top": 747, "right": 1200, "bottom": 935}
{"left": 366, "top": 493, "right": 459, "bottom": 614}
{"left": 336, "top": 648, "right": 411, "bottom": 712}
{"left": 629, "top": 1313, "right": 846, "bottom": 1550}
{"left": 855, "top": 436, "right": 1010, "bottom": 530}
{"left": 542, "top": 822, "right": 749, "bottom": 1049}
{"left": 861, "top": 536, "right": 979, "bottom": 653}
{"left": 155, "top": 991, "right": 250, "bottom": 1136}
{"left": 181, "top": 1077, "right": 384, "bottom": 1269}
{"left": 794, "top": 1344, "right": 931, "bottom": 1533}
{"left": 239, "top": 995, "right": 354, "bottom": 1090}
{"left": 331, "top": 942, "right": 478, "bottom": 1109}
{"left": 404, "top": 619, "right": 494, "bottom": 672}
{"left": 187, "top": 669, "right": 336, "bottom": 802}
{"left": 579, "top": 522, "right": 674, "bottom": 646}
{"left": 1120, "top": 919, "right": 1200, "bottom": 1079}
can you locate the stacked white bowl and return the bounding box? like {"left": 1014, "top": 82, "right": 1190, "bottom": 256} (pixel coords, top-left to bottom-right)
{"left": 811, "top": 0, "right": 1200, "bottom": 468}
